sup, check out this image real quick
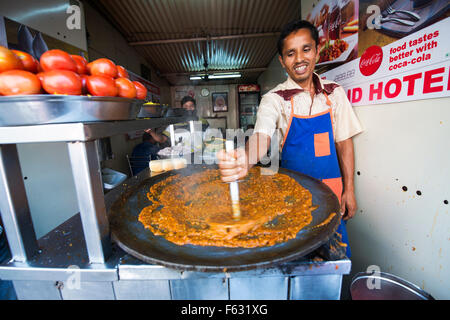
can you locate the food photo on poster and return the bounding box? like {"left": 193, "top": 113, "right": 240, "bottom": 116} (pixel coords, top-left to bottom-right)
{"left": 306, "top": 0, "right": 360, "bottom": 72}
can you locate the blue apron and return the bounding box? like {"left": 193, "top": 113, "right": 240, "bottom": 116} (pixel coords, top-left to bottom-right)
{"left": 280, "top": 94, "right": 351, "bottom": 257}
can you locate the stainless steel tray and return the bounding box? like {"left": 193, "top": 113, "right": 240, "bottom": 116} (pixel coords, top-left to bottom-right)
{"left": 0, "top": 95, "right": 143, "bottom": 126}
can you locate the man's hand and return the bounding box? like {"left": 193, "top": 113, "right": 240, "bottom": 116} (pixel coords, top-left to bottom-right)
{"left": 335, "top": 138, "right": 357, "bottom": 220}
{"left": 217, "top": 148, "right": 249, "bottom": 182}
{"left": 217, "top": 132, "right": 270, "bottom": 182}
{"left": 340, "top": 189, "right": 357, "bottom": 220}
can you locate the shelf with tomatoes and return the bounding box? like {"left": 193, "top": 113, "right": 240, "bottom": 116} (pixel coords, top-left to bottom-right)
{"left": 0, "top": 46, "right": 147, "bottom": 99}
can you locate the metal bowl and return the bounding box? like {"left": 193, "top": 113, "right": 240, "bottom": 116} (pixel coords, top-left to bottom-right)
{"left": 164, "top": 107, "right": 186, "bottom": 117}
{"left": 0, "top": 94, "right": 143, "bottom": 126}
{"left": 137, "top": 103, "right": 165, "bottom": 118}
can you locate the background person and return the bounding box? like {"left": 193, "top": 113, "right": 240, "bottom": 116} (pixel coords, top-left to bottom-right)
{"left": 130, "top": 132, "right": 161, "bottom": 175}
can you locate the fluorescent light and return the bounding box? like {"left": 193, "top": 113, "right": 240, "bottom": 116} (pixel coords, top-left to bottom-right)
{"left": 189, "top": 72, "right": 241, "bottom": 81}
{"left": 209, "top": 73, "right": 241, "bottom": 79}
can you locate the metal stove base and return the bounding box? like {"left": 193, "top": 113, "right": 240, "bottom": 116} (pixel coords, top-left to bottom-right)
{"left": 2, "top": 214, "right": 350, "bottom": 300}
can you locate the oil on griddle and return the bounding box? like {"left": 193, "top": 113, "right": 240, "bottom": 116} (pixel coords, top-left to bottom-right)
{"left": 138, "top": 167, "right": 318, "bottom": 248}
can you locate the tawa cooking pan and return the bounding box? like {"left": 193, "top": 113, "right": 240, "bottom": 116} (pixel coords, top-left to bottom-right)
{"left": 106, "top": 165, "right": 341, "bottom": 272}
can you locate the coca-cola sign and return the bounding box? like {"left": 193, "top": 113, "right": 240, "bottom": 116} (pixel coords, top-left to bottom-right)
{"left": 359, "top": 45, "right": 383, "bottom": 76}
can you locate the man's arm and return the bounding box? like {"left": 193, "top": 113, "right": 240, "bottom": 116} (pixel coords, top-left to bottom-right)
{"left": 335, "top": 137, "right": 357, "bottom": 220}
{"left": 145, "top": 128, "right": 168, "bottom": 144}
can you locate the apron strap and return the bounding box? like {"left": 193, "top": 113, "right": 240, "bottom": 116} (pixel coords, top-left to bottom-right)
{"left": 289, "top": 96, "right": 295, "bottom": 117}
{"left": 323, "top": 92, "right": 332, "bottom": 107}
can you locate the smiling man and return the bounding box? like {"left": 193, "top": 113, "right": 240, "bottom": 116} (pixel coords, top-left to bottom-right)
{"left": 218, "top": 20, "right": 363, "bottom": 257}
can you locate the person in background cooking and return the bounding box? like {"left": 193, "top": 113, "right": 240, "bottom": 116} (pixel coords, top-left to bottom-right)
{"left": 130, "top": 132, "right": 161, "bottom": 175}
{"left": 217, "top": 20, "right": 363, "bottom": 257}
{"left": 145, "top": 96, "right": 208, "bottom": 149}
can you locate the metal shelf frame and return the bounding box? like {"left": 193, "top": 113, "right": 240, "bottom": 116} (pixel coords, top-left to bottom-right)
{"left": 0, "top": 117, "right": 185, "bottom": 266}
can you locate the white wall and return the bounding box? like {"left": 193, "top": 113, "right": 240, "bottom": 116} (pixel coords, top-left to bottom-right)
{"left": 17, "top": 143, "right": 79, "bottom": 239}
{"left": 257, "top": 55, "right": 288, "bottom": 95}
{"left": 83, "top": 2, "right": 171, "bottom": 101}
{"left": 351, "top": 99, "right": 450, "bottom": 300}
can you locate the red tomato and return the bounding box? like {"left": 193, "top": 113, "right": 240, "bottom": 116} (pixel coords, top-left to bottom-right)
{"left": 116, "top": 65, "right": 129, "bottom": 78}
{"left": 36, "top": 72, "right": 45, "bottom": 82}
{"left": 80, "top": 74, "right": 89, "bottom": 94}
{"left": 41, "top": 70, "right": 82, "bottom": 95}
{"left": 88, "top": 58, "right": 118, "bottom": 78}
{"left": 11, "top": 50, "right": 38, "bottom": 73}
{"left": 36, "top": 61, "right": 44, "bottom": 73}
{"left": 133, "top": 81, "right": 147, "bottom": 100}
{"left": 115, "top": 77, "right": 136, "bottom": 98}
{"left": 86, "top": 75, "right": 118, "bottom": 96}
{"left": 0, "top": 46, "right": 24, "bottom": 72}
{"left": 70, "top": 55, "right": 88, "bottom": 74}
{"left": 40, "top": 49, "right": 77, "bottom": 72}
{"left": 86, "top": 61, "right": 93, "bottom": 74}
{"left": 0, "top": 70, "right": 41, "bottom": 95}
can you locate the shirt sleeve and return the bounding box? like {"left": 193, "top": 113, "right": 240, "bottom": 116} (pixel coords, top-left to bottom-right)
{"left": 253, "top": 94, "right": 280, "bottom": 137}
{"left": 333, "top": 86, "right": 363, "bottom": 142}
{"left": 162, "top": 126, "right": 170, "bottom": 137}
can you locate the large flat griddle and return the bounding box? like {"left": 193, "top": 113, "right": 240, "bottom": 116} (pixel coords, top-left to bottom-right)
{"left": 106, "top": 165, "right": 341, "bottom": 272}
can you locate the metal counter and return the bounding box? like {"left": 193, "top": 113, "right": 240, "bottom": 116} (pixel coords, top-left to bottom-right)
{"left": 0, "top": 214, "right": 350, "bottom": 300}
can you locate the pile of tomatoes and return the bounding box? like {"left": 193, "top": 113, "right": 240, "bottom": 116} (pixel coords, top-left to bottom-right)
{"left": 0, "top": 46, "right": 147, "bottom": 99}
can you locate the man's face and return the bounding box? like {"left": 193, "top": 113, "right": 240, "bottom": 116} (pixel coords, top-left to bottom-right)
{"left": 278, "top": 28, "right": 317, "bottom": 87}
{"left": 182, "top": 101, "right": 195, "bottom": 110}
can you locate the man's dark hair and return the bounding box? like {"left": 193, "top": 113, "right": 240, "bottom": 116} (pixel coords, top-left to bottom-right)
{"left": 142, "top": 132, "right": 152, "bottom": 142}
{"left": 181, "top": 95, "right": 196, "bottom": 107}
{"left": 277, "top": 20, "right": 319, "bottom": 56}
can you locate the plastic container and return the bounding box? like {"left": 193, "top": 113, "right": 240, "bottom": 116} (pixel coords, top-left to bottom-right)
{"left": 102, "top": 168, "right": 127, "bottom": 190}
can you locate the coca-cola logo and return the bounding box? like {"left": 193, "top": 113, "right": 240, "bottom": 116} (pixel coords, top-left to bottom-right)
{"left": 359, "top": 45, "right": 383, "bottom": 76}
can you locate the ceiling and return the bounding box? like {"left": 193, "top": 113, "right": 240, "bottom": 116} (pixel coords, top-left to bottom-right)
{"left": 88, "top": 0, "right": 301, "bottom": 85}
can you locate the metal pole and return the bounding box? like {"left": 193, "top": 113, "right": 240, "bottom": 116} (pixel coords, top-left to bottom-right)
{"left": 0, "top": 16, "right": 8, "bottom": 48}
{"left": 129, "top": 32, "right": 280, "bottom": 46}
{"left": 67, "top": 141, "right": 111, "bottom": 264}
{"left": 0, "top": 144, "right": 38, "bottom": 262}
{"left": 169, "top": 124, "right": 175, "bottom": 147}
